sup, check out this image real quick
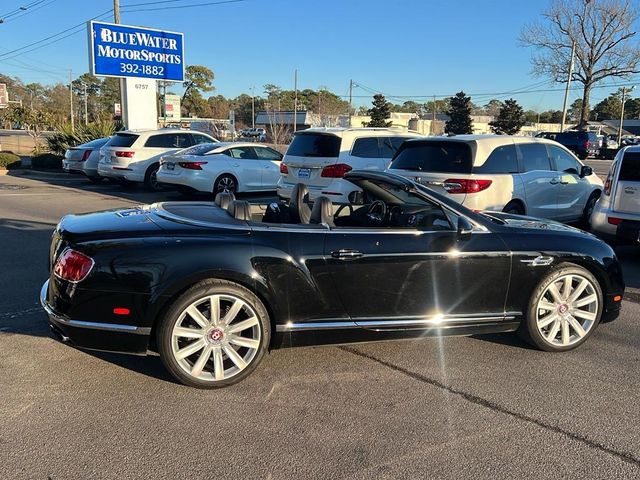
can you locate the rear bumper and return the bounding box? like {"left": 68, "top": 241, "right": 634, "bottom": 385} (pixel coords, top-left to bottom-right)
{"left": 63, "top": 160, "right": 84, "bottom": 173}
{"left": 156, "top": 169, "right": 212, "bottom": 192}
{"left": 40, "top": 280, "right": 149, "bottom": 354}
{"left": 590, "top": 204, "right": 640, "bottom": 244}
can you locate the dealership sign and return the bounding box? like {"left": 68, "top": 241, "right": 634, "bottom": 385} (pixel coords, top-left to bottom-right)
{"left": 88, "top": 21, "right": 184, "bottom": 81}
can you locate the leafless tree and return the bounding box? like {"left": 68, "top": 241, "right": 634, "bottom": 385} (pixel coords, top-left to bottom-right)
{"left": 521, "top": 0, "right": 640, "bottom": 127}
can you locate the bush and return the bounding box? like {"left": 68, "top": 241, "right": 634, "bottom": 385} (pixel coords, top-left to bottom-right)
{"left": 46, "top": 119, "right": 121, "bottom": 156}
{"left": 31, "top": 153, "right": 63, "bottom": 170}
{"left": 0, "top": 152, "right": 21, "bottom": 170}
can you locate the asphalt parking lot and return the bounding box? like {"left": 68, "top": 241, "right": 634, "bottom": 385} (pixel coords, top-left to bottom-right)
{"left": 1, "top": 168, "right": 639, "bottom": 479}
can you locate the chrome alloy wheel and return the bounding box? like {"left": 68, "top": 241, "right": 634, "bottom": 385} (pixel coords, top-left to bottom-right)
{"left": 170, "top": 294, "right": 261, "bottom": 382}
{"left": 217, "top": 176, "right": 236, "bottom": 193}
{"left": 535, "top": 274, "right": 599, "bottom": 347}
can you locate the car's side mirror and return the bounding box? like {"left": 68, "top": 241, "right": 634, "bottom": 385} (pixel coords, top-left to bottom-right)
{"left": 348, "top": 191, "right": 365, "bottom": 205}
{"left": 580, "top": 165, "right": 593, "bottom": 177}
{"left": 457, "top": 216, "right": 474, "bottom": 239}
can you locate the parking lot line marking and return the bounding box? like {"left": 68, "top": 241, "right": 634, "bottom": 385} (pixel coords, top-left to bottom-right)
{"left": 341, "top": 346, "right": 640, "bottom": 467}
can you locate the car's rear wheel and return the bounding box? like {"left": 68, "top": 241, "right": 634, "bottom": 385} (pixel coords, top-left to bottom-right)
{"left": 518, "top": 264, "right": 602, "bottom": 351}
{"left": 157, "top": 279, "right": 270, "bottom": 388}
{"left": 503, "top": 200, "right": 525, "bottom": 215}
{"left": 214, "top": 174, "right": 238, "bottom": 195}
{"left": 144, "top": 163, "right": 162, "bottom": 191}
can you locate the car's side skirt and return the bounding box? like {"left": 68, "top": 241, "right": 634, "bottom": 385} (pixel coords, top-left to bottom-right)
{"left": 276, "top": 312, "right": 520, "bottom": 332}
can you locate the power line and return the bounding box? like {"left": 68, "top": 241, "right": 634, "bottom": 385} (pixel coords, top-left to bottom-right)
{"left": 121, "top": 0, "right": 245, "bottom": 13}
{"left": 0, "top": 0, "right": 57, "bottom": 23}
{"left": 0, "top": 8, "right": 113, "bottom": 59}
{"left": 0, "top": 0, "right": 48, "bottom": 20}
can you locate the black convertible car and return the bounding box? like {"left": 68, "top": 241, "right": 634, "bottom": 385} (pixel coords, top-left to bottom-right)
{"left": 41, "top": 171, "right": 624, "bottom": 388}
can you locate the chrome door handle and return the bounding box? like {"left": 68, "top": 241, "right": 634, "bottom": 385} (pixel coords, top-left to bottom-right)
{"left": 331, "top": 249, "right": 363, "bottom": 259}
{"left": 232, "top": 163, "right": 240, "bottom": 167}
{"left": 549, "top": 179, "right": 559, "bottom": 185}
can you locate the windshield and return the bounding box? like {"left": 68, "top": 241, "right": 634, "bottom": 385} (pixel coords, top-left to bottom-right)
{"left": 390, "top": 141, "right": 473, "bottom": 173}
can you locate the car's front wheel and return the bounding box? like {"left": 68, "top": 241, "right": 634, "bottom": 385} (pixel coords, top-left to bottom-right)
{"left": 519, "top": 264, "right": 602, "bottom": 351}
{"left": 157, "top": 280, "right": 270, "bottom": 388}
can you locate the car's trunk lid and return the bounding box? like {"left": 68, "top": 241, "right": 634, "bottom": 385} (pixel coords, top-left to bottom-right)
{"left": 283, "top": 132, "right": 342, "bottom": 188}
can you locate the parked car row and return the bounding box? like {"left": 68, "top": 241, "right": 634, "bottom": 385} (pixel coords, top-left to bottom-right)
{"left": 63, "top": 127, "right": 637, "bottom": 247}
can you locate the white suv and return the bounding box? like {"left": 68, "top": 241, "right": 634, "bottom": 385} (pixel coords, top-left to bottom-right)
{"left": 590, "top": 146, "right": 640, "bottom": 244}
{"left": 277, "top": 127, "right": 423, "bottom": 204}
{"left": 97, "top": 129, "right": 217, "bottom": 190}
{"left": 387, "top": 135, "right": 603, "bottom": 223}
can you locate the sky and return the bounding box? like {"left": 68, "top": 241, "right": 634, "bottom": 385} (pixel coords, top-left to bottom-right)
{"left": 0, "top": 0, "right": 637, "bottom": 111}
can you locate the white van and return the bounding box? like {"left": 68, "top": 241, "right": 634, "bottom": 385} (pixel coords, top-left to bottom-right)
{"left": 387, "top": 135, "right": 603, "bottom": 223}
{"left": 277, "top": 127, "right": 423, "bottom": 204}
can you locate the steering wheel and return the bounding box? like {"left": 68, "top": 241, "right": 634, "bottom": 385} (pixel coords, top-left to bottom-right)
{"left": 366, "top": 200, "right": 387, "bottom": 226}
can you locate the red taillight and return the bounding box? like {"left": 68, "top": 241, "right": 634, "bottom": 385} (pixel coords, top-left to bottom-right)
{"left": 443, "top": 178, "right": 492, "bottom": 194}
{"left": 178, "top": 161, "right": 207, "bottom": 170}
{"left": 113, "top": 307, "right": 130, "bottom": 315}
{"left": 81, "top": 149, "right": 92, "bottom": 161}
{"left": 115, "top": 151, "right": 135, "bottom": 158}
{"left": 321, "top": 163, "right": 352, "bottom": 178}
{"left": 604, "top": 172, "right": 613, "bottom": 196}
{"left": 280, "top": 163, "right": 289, "bottom": 174}
{"left": 608, "top": 217, "right": 623, "bottom": 225}
{"left": 53, "top": 249, "right": 94, "bottom": 283}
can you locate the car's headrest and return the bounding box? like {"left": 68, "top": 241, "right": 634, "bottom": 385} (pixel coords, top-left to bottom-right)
{"left": 215, "top": 192, "right": 235, "bottom": 209}
{"left": 290, "top": 183, "right": 311, "bottom": 223}
{"left": 310, "top": 196, "right": 334, "bottom": 226}
{"left": 227, "top": 200, "right": 251, "bottom": 221}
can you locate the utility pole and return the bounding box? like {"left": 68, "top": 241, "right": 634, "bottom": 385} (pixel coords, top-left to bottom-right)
{"left": 69, "top": 69, "right": 74, "bottom": 130}
{"left": 251, "top": 86, "right": 255, "bottom": 129}
{"left": 348, "top": 79, "right": 353, "bottom": 127}
{"left": 114, "top": 0, "right": 124, "bottom": 126}
{"left": 560, "top": 40, "right": 576, "bottom": 132}
{"left": 83, "top": 83, "right": 88, "bottom": 125}
{"left": 432, "top": 95, "right": 436, "bottom": 135}
{"left": 293, "top": 69, "right": 298, "bottom": 133}
{"left": 618, "top": 86, "right": 635, "bottom": 145}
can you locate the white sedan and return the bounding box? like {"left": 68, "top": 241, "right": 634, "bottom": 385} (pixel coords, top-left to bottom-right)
{"left": 157, "top": 142, "right": 283, "bottom": 195}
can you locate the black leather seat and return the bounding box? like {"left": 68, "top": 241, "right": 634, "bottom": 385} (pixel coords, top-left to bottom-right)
{"left": 290, "top": 183, "right": 312, "bottom": 224}
{"left": 227, "top": 200, "right": 251, "bottom": 221}
{"left": 215, "top": 192, "right": 235, "bottom": 209}
{"left": 310, "top": 196, "right": 334, "bottom": 226}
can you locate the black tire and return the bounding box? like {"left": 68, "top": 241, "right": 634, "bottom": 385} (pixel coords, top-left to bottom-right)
{"left": 213, "top": 174, "right": 238, "bottom": 195}
{"left": 502, "top": 200, "right": 525, "bottom": 215}
{"left": 581, "top": 191, "right": 600, "bottom": 228}
{"left": 144, "top": 163, "right": 162, "bottom": 191}
{"left": 157, "top": 279, "right": 270, "bottom": 388}
{"left": 517, "top": 263, "right": 603, "bottom": 352}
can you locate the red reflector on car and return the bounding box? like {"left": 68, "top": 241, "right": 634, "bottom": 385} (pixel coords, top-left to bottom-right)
{"left": 178, "top": 162, "right": 207, "bottom": 170}
{"left": 113, "top": 307, "right": 130, "bottom": 315}
{"left": 614, "top": 295, "right": 622, "bottom": 302}
{"left": 608, "top": 217, "right": 623, "bottom": 225}
{"left": 115, "top": 151, "right": 135, "bottom": 158}
{"left": 321, "top": 163, "right": 352, "bottom": 178}
{"left": 443, "top": 179, "right": 492, "bottom": 194}
{"left": 81, "top": 149, "right": 92, "bottom": 161}
{"left": 53, "top": 249, "right": 94, "bottom": 283}
{"left": 280, "top": 163, "right": 289, "bottom": 174}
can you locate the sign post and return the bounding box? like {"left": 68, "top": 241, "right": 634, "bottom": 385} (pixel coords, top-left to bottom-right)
{"left": 88, "top": 21, "right": 185, "bottom": 129}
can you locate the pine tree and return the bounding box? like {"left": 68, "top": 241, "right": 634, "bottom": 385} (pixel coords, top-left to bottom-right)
{"left": 489, "top": 98, "right": 526, "bottom": 135}
{"left": 445, "top": 92, "right": 473, "bottom": 134}
{"left": 367, "top": 94, "right": 392, "bottom": 127}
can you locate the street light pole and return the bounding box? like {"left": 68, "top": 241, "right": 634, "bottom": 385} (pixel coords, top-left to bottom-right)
{"left": 69, "top": 69, "right": 74, "bottom": 130}
{"left": 618, "top": 86, "right": 635, "bottom": 145}
{"left": 114, "top": 0, "right": 124, "bottom": 126}
{"left": 560, "top": 40, "right": 576, "bottom": 132}
{"left": 83, "top": 83, "right": 88, "bottom": 125}
{"left": 251, "top": 86, "right": 255, "bottom": 129}
{"left": 293, "top": 69, "right": 298, "bottom": 133}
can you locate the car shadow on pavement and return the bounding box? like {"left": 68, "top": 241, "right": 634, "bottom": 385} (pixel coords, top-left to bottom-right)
{"left": 6, "top": 170, "right": 277, "bottom": 204}
{"left": 469, "top": 332, "right": 537, "bottom": 350}
{"left": 85, "top": 350, "right": 180, "bottom": 385}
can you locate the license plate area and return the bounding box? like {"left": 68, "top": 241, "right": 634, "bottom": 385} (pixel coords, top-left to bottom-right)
{"left": 298, "top": 168, "right": 311, "bottom": 178}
